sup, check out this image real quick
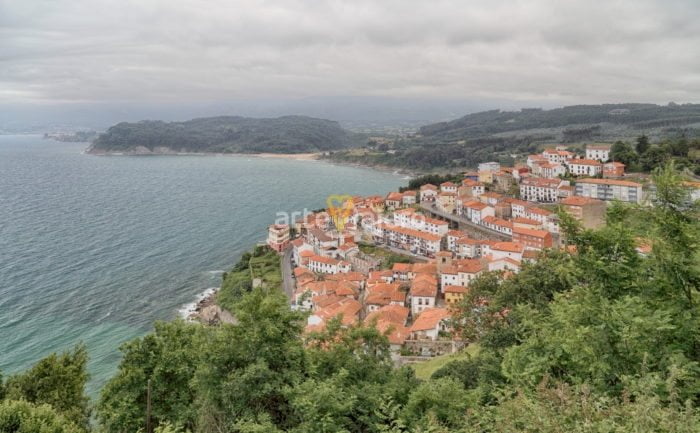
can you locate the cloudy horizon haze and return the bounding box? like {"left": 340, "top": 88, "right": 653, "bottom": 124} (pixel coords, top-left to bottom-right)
{"left": 1, "top": 0, "right": 699, "bottom": 129}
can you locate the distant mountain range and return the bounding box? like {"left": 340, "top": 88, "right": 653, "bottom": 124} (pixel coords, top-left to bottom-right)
{"left": 326, "top": 103, "right": 700, "bottom": 170}
{"left": 87, "top": 115, "right": 356, "bottom": 155}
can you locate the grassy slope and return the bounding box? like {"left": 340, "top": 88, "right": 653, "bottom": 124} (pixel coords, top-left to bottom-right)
{"left": 411, "top": 344, "right": 480, "bottom": 380}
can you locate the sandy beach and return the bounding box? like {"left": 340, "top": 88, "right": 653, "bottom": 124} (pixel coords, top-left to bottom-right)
{"left": 253, "top": 152, "right": 319, "bottom": 160}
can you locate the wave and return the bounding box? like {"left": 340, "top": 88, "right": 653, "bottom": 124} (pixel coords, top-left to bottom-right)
{"left": 177, "top": 287, "right": 218, "bottom": 320}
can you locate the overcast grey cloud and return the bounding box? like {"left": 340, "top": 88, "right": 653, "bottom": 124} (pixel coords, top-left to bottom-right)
{"left": 1, "top": 0, "right": 699, "bottom": 106}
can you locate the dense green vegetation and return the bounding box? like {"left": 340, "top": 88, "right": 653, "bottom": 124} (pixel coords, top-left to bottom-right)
{"left": 1, "top": 163, "right": 698, "bottom": 432}
{"left": 217, "top": 245, "right": 281, "bottom": 313}
{"left": 327, "top": 103, "right": 700, "bottom": 170}
{"left": 88, "top": 116, "right": 356, "bottom": 154}
{"left": 399, "top": 174, "right": 465, "bottom": 192}
{"left": 610, "top": 134, "right": 700, "bottom": 174}
{"left": 0, "top": 346, "right": 90, "bottom": 432}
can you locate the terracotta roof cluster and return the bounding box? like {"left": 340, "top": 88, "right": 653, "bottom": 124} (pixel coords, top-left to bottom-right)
{"left": 365, "top": 283, "right": 405, "bottom": 306}
{"left": 410, "top": 273, "right": 438, "bottom": 297}
{"left": 308, "top": 298, "right": 363, "bottom": 331}
{"left": 365, "top": 305, "right": 410, "bottom": 345}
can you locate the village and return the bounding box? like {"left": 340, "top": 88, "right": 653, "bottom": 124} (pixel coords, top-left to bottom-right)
{"left": 265, "top": 143, "right": 691, "bottom": 363}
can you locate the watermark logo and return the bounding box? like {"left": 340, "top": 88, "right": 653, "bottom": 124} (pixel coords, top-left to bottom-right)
{"left": 326, "top": 194, "right": 354, "bottom": 231}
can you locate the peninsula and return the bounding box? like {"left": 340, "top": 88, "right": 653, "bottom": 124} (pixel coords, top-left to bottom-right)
{"left": 86, "top": 115, "right": 357, "bottom": 155}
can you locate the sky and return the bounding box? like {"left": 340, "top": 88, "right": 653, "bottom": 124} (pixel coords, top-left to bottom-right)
{"left": 1, "top": 0, "right": 699, "bottom": 127}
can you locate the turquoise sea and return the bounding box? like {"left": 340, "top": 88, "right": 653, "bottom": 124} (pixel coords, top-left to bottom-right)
{"left": 0, "top": 135, "right": 404, "bottom": 395}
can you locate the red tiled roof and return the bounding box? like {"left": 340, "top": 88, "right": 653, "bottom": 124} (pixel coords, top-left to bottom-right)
{"left": 309, "top": 255, "right": 340, "bottom": 265}
{"left": 568, "top": 158, "right": 602, "bottom": 166}
{"left": 392, "top": 263, "right": 413, "bottom": 273}
{"left": 513, "top": 226, "right": 550, "bottom": 239}
{"left": 512, "top": 217, "right": 541, "bottom": 225}
{"left": 492, "top": 242, "right": 525, "bottom": 253}
{"left": 456, "top": 237, "right": 480, "bottom": 245}
{"left": 410, "top": 308, "right": 450, "bottom": 331}
{"left": 561, "top": 196, "right": 603, "bottom": 206}
{"left": 576, "top": 178, "right": 642, "bottom": 187}
{"left": 443, "top": 285, "right": 468, "bottom": 294}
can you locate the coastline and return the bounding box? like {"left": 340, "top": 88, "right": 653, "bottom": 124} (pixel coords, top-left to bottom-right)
{"left": 179, "top": 287, "right": 236, "bottom": 325}
{"left": 85, "top": 146, "right": 419, "bottom": 176}
{"left": 85, "top": 146, "right": 321, "bottom": 161}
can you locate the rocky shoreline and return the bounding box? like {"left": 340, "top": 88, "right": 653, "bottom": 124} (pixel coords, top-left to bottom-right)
{"left": 181, "top": 288, "right": 237, "bottom": 325}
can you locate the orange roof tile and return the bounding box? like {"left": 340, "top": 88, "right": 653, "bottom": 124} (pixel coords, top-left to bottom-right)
{"left": 410, "top": 308, "right": 451, "bottom": 332}
{"left": 576, "top": 178, "right": 642, "bottom": 187}
{"left": 568, "top": 158, "right": 602, "bottom": 166}
{"left": 443, "top": 285, "right": 468, "bottom": 294}
{"left": 513, "top": 226, "right": 550, "bottom": 239}
{"left": 492, "top": 242, "right": 525, "bottom": 253}
{"left": 561, "top": 196, "right": 603, "bottom": 206}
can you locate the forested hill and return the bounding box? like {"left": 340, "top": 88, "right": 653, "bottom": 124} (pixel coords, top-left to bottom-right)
{"left": 87, "top": 115, "right": 356, "bottom": 154}
{"left": 418, "top": 103, "right": 700, "bottom": 139}
{"left": 326, "top": 103, "right": 700, "bottom": 170}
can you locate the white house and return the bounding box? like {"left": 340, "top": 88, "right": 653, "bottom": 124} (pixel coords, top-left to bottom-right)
{"left": 585, "top": 144, "right": 611, "bottom": 162}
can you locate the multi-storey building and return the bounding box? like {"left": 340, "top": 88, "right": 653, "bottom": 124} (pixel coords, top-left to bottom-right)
{"left": 566, "top": 159, "right": 602, "bottom": 177}
{"left": 267, "top": 224, "right": 290, "bottom": 252}
{"left": 575, "top": 178, "right": 643, "bottom": 204}
{"left": 512, "top": 227, "right": 553, "bottom": 250}
{"left": 560, "top": 196, "right": 606, "bottom": 228}
{"left": 585, "top": 144, "right": 611, "bottom": 162}
{"left": 374, "top": 223, "right": 442, "bottom": 257}
{"left": 520, "top": 178, "right": 569, "bottom": 203}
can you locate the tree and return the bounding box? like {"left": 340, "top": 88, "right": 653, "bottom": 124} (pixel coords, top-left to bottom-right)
{"left": 193, "top": 288, "right": 306, "bottom": 432}
{"left": 610, "top": 140, "right": 638, "bottom": 166}
{"left": 4, "top": 345, "right": 90, "bottom": 430}
{"left": 641, "top": 145, "right": 670, "bottom": 171}
{"left": 636, "top": 134, "right": 650, "bottom": 154}
{"left": 0, "top": 400, "right": 83, "bottom": 433}
{"left": 401, "top": 378, "right": 470, "bottom": 429}
{"left": 97, "top": 321, "right": 202, "bottom": 433}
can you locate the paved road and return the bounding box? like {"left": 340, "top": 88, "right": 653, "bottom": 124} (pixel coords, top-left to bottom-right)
{"left": 281, "top": 246, "right": 295, "bottom": 301}
{"left": 419, "top": 203, "right": 510, "bottom": 240}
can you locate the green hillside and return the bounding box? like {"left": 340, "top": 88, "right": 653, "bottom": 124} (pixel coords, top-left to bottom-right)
{"left": 88, "top": 115, "right": 357, "bottom": 154}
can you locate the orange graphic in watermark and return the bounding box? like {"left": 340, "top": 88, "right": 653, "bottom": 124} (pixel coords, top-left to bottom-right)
{"left": 326, "top": 195, "right": 355, "bottom": 231}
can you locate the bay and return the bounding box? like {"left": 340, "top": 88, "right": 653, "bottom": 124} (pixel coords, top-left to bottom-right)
{"left": 0, "top": 135, "right": 404, "bottom": 394}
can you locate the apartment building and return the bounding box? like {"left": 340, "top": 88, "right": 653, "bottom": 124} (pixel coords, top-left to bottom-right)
{"left": 575, "top": 178, "right": 643, "bottom": 204}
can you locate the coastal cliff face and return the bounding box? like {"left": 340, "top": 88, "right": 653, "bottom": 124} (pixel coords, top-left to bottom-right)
{"left": 87, "top": 115, "right": 357, "bottom": 155}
